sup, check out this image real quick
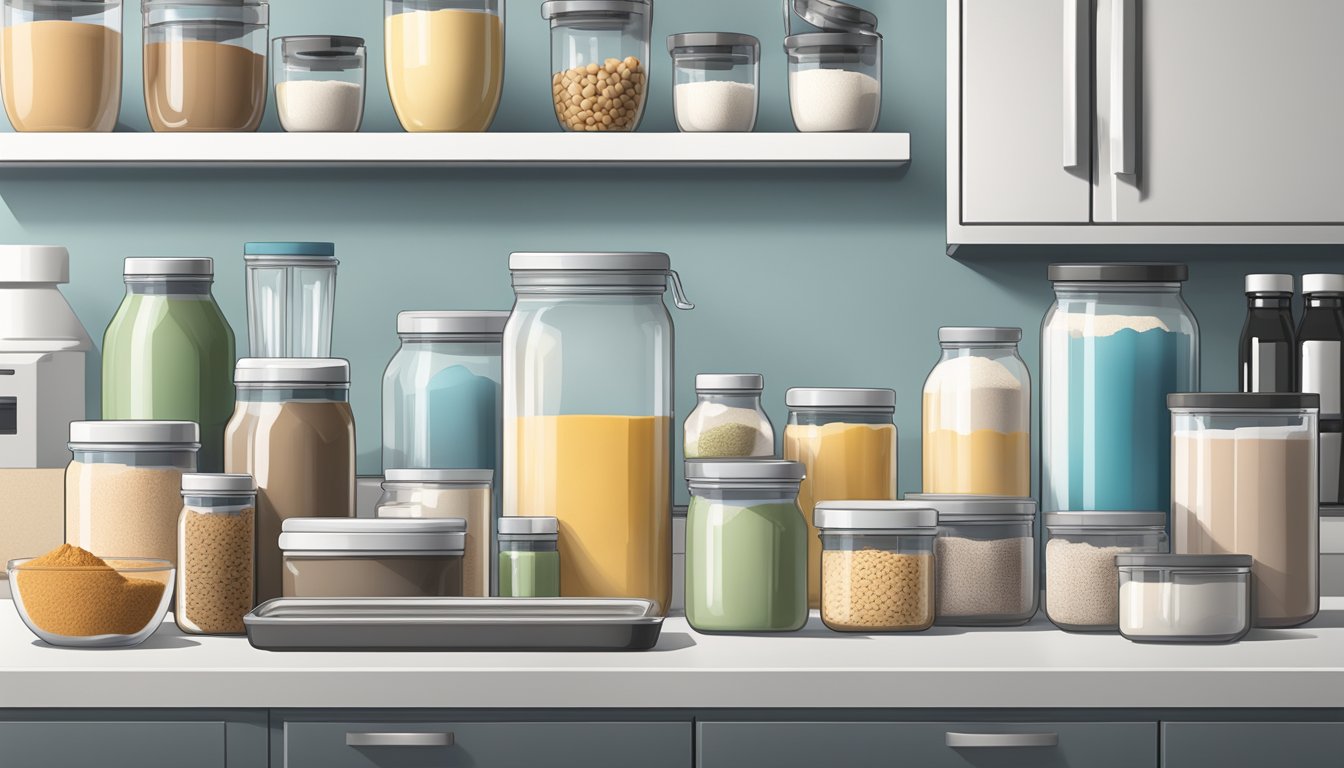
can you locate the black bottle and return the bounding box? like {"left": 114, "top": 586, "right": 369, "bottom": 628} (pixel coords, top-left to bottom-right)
{"left": 1298, "top": 274, "right": 1344, "bottom": 506}
{"left": 1239, "top": 274, "right": 1297, "bottom": 393}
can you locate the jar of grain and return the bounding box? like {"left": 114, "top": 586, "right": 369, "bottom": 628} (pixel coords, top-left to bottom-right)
{"left": 684, "top": 374, "right": 774, "bottom": 459}
{"left": 814, "top": 501, "right": 936, "bottom": 633}
{"left": 375, "top": 469, "right": 493, "bottom": 597}
{"left": 65, "top": 421, "right": 199, "bottom": 566}
{"left": 1043, "top": 511, "right": 1168, "bottom": 632}
{"left": 1, "top": 0, "right": 122, "bottom": 132}
{"left": 176, "top": 473, "right": 255, "bottom": 635}
{"left": 542, "top": 0, "right": 651, "bottom": 132}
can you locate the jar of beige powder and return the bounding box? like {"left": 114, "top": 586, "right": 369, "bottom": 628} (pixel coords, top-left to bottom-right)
{"left": 1, "top": 0, "right": 122, "bottom": 131}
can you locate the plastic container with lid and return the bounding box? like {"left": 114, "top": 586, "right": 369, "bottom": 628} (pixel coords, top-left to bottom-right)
{"left": 142, "top": 0, "right": 269, "bottom": 132}
{"left": 273, "top": 35, "right": 365, "bottom": 133}
{"left": 244, "top": 242, "right": 338, "bottom": 358}
{"left": 814, "top": 500, "right": 937, "bottom": 633}
{"left": 376, "top": 468, "right": 493, "bottom": 597}
{"left": 1298, "top": 274, "right": 1344, "bottom": 508}
{"left": 542, "top": 0, "right": 651, "bottom": 132}
{"left": 1043, "top": 510, "right": 1169, "bottom": 632}
{"left": 922, "top": 327, "right": 1030, "bottom": 497}
{"left": 667, "top": 32, "right": 760, "bottom": 133}
{"left": 783, "top": 0, "right": 881, "bottom": 133}
{"left": 684, "top": 460, "right": 808, "bottom": 633}
{"left": 1117, "top": 554, "right": 1252, "bottom": 644}
{"left": 1169, "top": 392, "right": 1319, "bottom": 628}
{"left": 497, "top": 516, "right": 559, "bottom": 598}
{"left": 176, "top": 473, "right": 255, "bottom": 635}
{"left": 279, "top": 517, "right": 466, "bottom": 598}
{"left": 1041, "top": 263, "right": 1199, "bottom": 517}
{"left": 1, "top": 0, "right": 121, "bottom": 131}
{"left": 684, "top": 374, "right": 774, "bottom": 459}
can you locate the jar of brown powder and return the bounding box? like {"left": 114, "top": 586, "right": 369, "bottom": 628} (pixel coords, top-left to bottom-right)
{"left": 176, "top": 472, "right": 255, "bottom": 635}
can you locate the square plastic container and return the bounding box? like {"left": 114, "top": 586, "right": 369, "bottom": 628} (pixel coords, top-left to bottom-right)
{"left": 815, "top": 501, "right": 936, "bottom": 633}
{"left": 279, "top": 517, "right": 466, "bottom": 598}
{"left": 1117, "top": 554, "right": 1252, "bottom": 644}
{"left": 1044, "top": 511, "right": 1169, "bottom": 632}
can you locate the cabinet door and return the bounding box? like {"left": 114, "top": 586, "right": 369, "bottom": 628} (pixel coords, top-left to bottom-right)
{"left": 1163, "top": 723, "right": 1344, "bottom": 767}
{"left": 1095, "top": 0, "right": 1344, "bottom": 223}
{"left": 960, "top": 0, "right": 1092, "bottom": 224}
{"left": 0, "top": 722, "right": 226, "bottom": 768}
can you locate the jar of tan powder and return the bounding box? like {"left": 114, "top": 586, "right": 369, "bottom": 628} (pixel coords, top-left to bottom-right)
{"left": 1, "top": 0, "right": 123, "bottom": 131}
{"left": 176, "top": 473, "right": 255, "bottom": 635}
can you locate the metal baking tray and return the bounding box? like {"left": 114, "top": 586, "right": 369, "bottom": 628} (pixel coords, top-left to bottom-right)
{"left": 244, "top": 597, "right": 665, "bottom": 652}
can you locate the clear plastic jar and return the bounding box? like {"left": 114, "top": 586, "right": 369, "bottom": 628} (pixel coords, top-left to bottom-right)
{"left": 1041, "top": 264, "right": 1199, "bottom": 516}
{"left": 497, "top": 516, "right": 559, "bottom": 598}
{"left": 244, "top": 242, "right": 338, "bottom": 358}
{"left": 667, "top": 32, "right": 759, "bottom": 133}
{"left": 384, "top": 0, "right": 504, "bottom": 132}
{"left": 273, "top": 35, "right": 366, "bottom": 133}
{"left": 815, "top": 501, "right": 936, "bottom": 633}
{"left": 683, "top": 374, "right": 773, "bottom": 459}
{"left": 922, "top": 327, "right": 1030, "bottom": 497}
{"left": 279, "top": 518, "right": 465, "bottom": 598}
{"left": 1118, "top": 554, "right": 1252, "bottom": 644}
{"left": 1, "top": 0, "right": 121, "bottom": 131}
{"left": 142, "top": 0, "right": 269, "bottom": 132}
{"left": 1044, "top": 511, "right": 1169, "bottom": 632}
{"left": 784, "top": 0, "right": 882, "bottom": 133}
{"left": 176, "top": 473, "right": 255, "bottom": 635}
{"left": 542, "top": 0, "right": 650, "bottom": 132}
{"left": 376, "top": 468, "right": 493, "bottom": 598}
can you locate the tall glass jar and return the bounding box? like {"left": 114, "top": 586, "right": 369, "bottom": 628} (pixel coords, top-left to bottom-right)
{"left": 667, "top": 32, "right": 760, "bottom": 133}
{"left": 503, "top": 252, "right": 693, "bottom": 615}
{"left": 683, "top": 373, "right": 773, "bottom": 459}
{"left": 922, "top": 327, "right": 1030, "bottom": 497}
{"left": 542, "top": 0, "right": 651, "bottom": 132}
{"left": 1041, "top": 264, "right": 1199, "bottom": 518}
{"left": 102, "top": 258, "right": 236, "bottom": 474}
{"left": 176, "top": 473, "right": 255, "bottom": 635}
{"left": 384, "top": 0, "right": 504, "bottom": 132}
{"left": 2, "top": 0, "right": 121, "bottom": 131}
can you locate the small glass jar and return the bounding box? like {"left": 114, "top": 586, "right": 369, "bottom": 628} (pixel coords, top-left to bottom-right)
{"left": 1117, "top": 554, "right": 1252, "bottom": 644}
{"left": 922, "top": 327, "right": 1030, "bottom": 497}
{"left": 244, "top": 242, "right": 339, "bottom": 358}
{"left": 541, "top": 0, "right": 651, "bottom": 132}
{"left": 815, "top": 500, "right": 936, "bottom": 632}
{"left": 497, "top": 516, "right": 559, "bottom": 598}
{"left": 667, "top": 32, "right": 760, "bottom": 133}
{"left": 273, "top": 35, "right": 366, "bottom": 133}
{"left": 376, "top": 469, "right": 493, "bottom": 598}
{"left": 1, "top": 0, "right": 122, "bottom": 132}
{"left": 279, "top": 518, "right": 466, "bottom": 598}
{"left": 684, "top": 374, "right": 774, "bottom": 459}
{"left": 176, "top": 473, "right": 255, "bottom": 635}
{"left": 1044, "top": 511, "right": 1169, "bottom": 632}
{"left": 384, "top": 0, "right": 504, "bottom": 132}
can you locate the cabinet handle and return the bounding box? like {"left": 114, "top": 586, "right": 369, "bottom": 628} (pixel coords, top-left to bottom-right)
{"left": 1062, "top": 0, "right": 1085, "bottom": 168}
{"left": 1109, "top": 0, "right": 1137, "bottom": 176}
{"left": 946, "top": 732, "right": 1060, "bottom": 748}
{"left": 346, "top": 732, "right": 455, "bottom": 748}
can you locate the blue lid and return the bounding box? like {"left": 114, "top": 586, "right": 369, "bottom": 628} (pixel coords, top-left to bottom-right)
{"left": 244, "top": 242, "right": 336, "bottom": 258}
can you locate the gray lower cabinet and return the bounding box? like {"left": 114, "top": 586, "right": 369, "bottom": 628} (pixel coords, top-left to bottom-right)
{"left": 0, "top": 721, "right": 227, "bottom": 768}
{"left": 1163, "top": 723, "right": 1344, "bottom": 767}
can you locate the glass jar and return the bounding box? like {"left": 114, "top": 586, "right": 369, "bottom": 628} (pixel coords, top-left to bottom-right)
{"left": 541, "top": 0, "right": 651, "bottom": 132}
{"left": 1169, "top": 392, "right": 1320, "bottom": 628}
{"left": 223, "top": 358, "right": 355, "bottom": 604}
{"left": 684, "top": 460, "right": 808, "bottom": 633}
{"left": 1043, "top": 511, "right": 1169, "bottom": 632}
{"left": 176, "top": 473, "right": 255, "bottom": 635}
{"left": 815, "top": 500, "right": 936, "bottom": 633}
{"left": 65, "top": 420, "right": 200, "bottom": 565}
{"left": 1, "top": 0, "right": 121, "bottom": 131}
{"left": 667, "top": 32, "right": 760, "bottom": 133}
{"left": 1117, "top": 554, "right": 1252, "bottom": 644}
{"left": 141, "top": 0, "right": 269, "bottom": 132}
{"left": 376, "top": 468, "right": 492, "bottom": 597}
{"left": 683, "top": 373, "right": 774, "bottom": 459}
{"left": 1041, "top": 263, "right": 1199, "bottom": 517}
{"left": 279, "top": 517, "right": 465, "bottom": 598}
{"left": 384, "top": 0, "right": 504, "bottom": 132}
{"left": 273, "top": 35, "right": 366, "bottom": 133}
{"left": 922, "top": 327, "right": 1030, "bottom": 497}
{"left": 783, "top": 0, "right": 882, "bottom": 133}
{"left": 497, "top": 515, "right": 559, "bottom": 598}
{"left": 244, "top": 242, "right": 338, "bottom": 358}
{"left": 503, "top": 251, "right": 693, "bottom": 615}
{"left": 102, "top": 258, "right": 236, "bottom": 474}
{"left": 783, "top": 387, "right": 897, "bottom": 609}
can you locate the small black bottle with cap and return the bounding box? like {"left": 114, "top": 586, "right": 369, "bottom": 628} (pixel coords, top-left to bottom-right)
{"left": 1239, "top": 273, "right": 1297, "bottom": 393}
{"left": 1298, "top": 273, "right": 1344, "bottom": 506}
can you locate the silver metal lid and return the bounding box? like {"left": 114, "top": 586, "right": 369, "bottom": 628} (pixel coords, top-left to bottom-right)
{"left": 181, "top": 473, "right": 255, "bottom": 495}
{"left": 382, "top": 469, "right": 494, "bottom": 486}
{"left": 143, "top": 0, "right": 268, "bottom": 27}
{"left": 1303, "top": 274, "right": 1344, "bottom": 295}
{"left": 1168, "top": 392, "right": 1321, "bottom": 411}
{"left": 905, "top": 494, "right": 1035, "bottom": 519}
{"left": 938, "top": 327, "right": 1023, "bottom": 344}
{"left": 668, "top": 32, "right": 761, "bottom": 56}
{"left": 542, "top": 0, "right": 648, "bottom": 19}
{"left": 696, "top": 373, "right": 764, "bottom": 392}
{"left": 69, "top": 420, "right": 200, "bottom": 446}
{"left": 814, "top": 500, "right": 937, "bottom": 531}
{"left": 1244, "top": 273, "right": 1294, "bottom": 295}
{"left": 498, "top": 516, "right": 559, "bottom": 536}
{"left": 275, "top": 35, "right": 364, "bottom": 70}
{"left": 791, "top": 0, "right": 878, "bottom": 33}
{"left": 509, "top": 252, "right": 694, "bottom": 310}
{"left": 1043, "top": 511, "right": 1168, "bottom": 528}
{"left": 684, "top": 460, "right": 805, "bottom": 486}
{"left": 123, "top": 257, "right": 213, "bottom": 277}
{"left": 1047, "top": 263, "right": 1189, "bottom": 283}
{"left": 396, "top": 310, "right": 509, "bottom": 337}
{"left": 1116, "top": 554, "right": 1253, "bottom": 569}
{"left": 234, "top": 358, "right": 350, "bottom": 385}
{"left": 510, "top": 252, "right": 670, "bottom": 271}
{"left": 784, "top": 31, "right": 881, "bottom": 50}
{"left": 0, "top": 245, "right": 69, "bottom": 284}
{"left": 785, "top": 387, "right": 895, "bottom": 409}
{"left": 279, "top": 517, "right": 466, "bottom": 553}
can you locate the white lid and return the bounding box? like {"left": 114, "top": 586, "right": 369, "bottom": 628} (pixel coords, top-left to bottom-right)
{"left": 0, "top": 245, "right": 69, "bottom": 284}
{"left": 696, "top": 373, "right": 763, "bottom": 392}
{"left": 397, "top": 311, "right": 510, "bottom": 337}
{"left": 1303, "top": 274, "right": 1344, "bottom": 295}
{"left": 786, "top": 387, "right": 896, "bottom": 409}
{"left": 124, "top": 258, "right": 214, "bottom": 277}
{"left": 279, "top": 517, "right": 466, "bottom": 553}
{"left": 181, "top": 473, "right": 255, "bottom": 495}
{"left": 1245, "top": 273, "right": 1294, "bottom": 294}
{"left": 382, "top": 469, "right": 494, "bottom": 485}
{"left": 69, "top": 420, "right": 200, "bottom": 446}
{"left": 234, "top": 358, "right": 350, "bottom": 385}
{"left": 813, "top": 500, "right": 937, "bottom": 531}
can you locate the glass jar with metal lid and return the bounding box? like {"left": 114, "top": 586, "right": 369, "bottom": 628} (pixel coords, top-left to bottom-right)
{"left": 376, "top": 468, "right": 493, "bottom": 597}
{"left": 244, "top": 242, "right": 339, "bottom": 358}
{"left": 1117, "top": 554, "right": 1252, "bottom": 644}
{"left": 176, "top": 473, "right": 255, "bottom": 635}
{"left": 1, "top": 0, "right": 122, "bottom": 131}
{"left": 684, "top": 460, "right": 807, "bottom": 633}
{"left": 385, "top": 0, "right": 504, "bottom": 132}
{"left": 272, "top": 35, "right": 366, "bottom": 132}
{"left": 497, "top": 516, "right": 559, "bottom": 598}
{"left": 542, "top": 0, "right": 651, "bottom": 132}
{"left": 279, "top": 517, "right": 466, "bottom": 598}
{"left": 684, "top": 373, "right": 774, "bottom": 459}
{"left": 667, "top": 32, "right": 760, "bottom": 133}
{"left": 814, "top": 500, "right": 937, "bottom": 632}
{"left": 784, "top": 0, "right": 881, "bottom": 132}
{"left": 1043, "top": 510, "right": 1169, "bottom": 632}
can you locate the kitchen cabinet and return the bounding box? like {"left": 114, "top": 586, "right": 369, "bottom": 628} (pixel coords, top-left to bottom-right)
{"left": 1162, "top": 722, "right": 1344, "bottom": 767}
{"left": 0, "top": 712, "right": 267, "bottom": 768}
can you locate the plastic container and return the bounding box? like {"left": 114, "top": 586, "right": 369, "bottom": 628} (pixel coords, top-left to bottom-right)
{"left": 376, "top": 468, "right": 493, "bottom": 598}
{"left": 497, "top": 515, "right": 559, "bottom": 598}
{"left": 142, "top": 0, "right": 269, "bottom": 132}
{"left": 814, "top": 500, "right": 936, "bottom": 632}
{"left": 244, "top": 242, "right": 339, "bottom": 358}
{"left": 176, "top": 473, "right": 255, "bottom": 635}
{"left": 273, "top": 35, "right": 365, "bottom": 132}
{"left": 922, "top": 327, "right": 1030, "bottom": 497}
{"left": 683, "top": 374, "right": 773, "bottom": 459}
{"left": 667, "top": 32, "right": 760, "bottom": 133}
{"left": 784, "top": 0, "right": 882, "bottom": 133}
{"left": 684, "top": 460, "right": 808, "bottom": 633}
{"left": 542, "top": 0, "right": 651, "bottom": 132}
{"left": 385, "top": 0, "right": 504, "bottom": 132}
{"left": 9, "top": 556, "right": 174, "bottom": 648}
{"left": 1117, "top": 554, "right": 1252, "bottom": 644}
{"left": 1169, "top": 392, "right": 1320, "bottom": 628}
{"left": 1, "top": 0, "right": 121, "bottom": 131}
{"left": 279, "top": 518, "right": 466, "bottom": 598}
{"left": 1043, "top": 510, "right": 1169, "bottom": 632}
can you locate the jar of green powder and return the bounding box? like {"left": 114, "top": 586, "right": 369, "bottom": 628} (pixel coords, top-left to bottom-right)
{"left": 497, "top": 516, "right": 559, "bottom": 598}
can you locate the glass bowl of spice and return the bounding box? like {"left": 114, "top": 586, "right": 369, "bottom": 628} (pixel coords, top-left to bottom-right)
{"left": 8, "top": 545, "right": 174, "bottom": 648}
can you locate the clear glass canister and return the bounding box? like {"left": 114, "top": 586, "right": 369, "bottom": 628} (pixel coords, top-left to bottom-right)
{"left": 176, "top": 473, "right": 255, "bottom": 635}
{"left": 244, "top": 242, "right": 338, "bottom": 358}
{"left": 65, "top": 420, "right": 200, "bottom": 566}
{"left": 1041, "top": 263, "right": 1199, "bottom": 517}
{"left": 542, "top": 0, "right": 651, "bottom": 132}
{"left": 384, "top": 0, "right": 504, "bottom": 132}
{"left": 1, "top": 0, "right": 121, "bottom": 131}
{"left": 784, "top": 387, "right": 897, "bottom": 609}
{"left": 503, "top": 251, "right": 693, "bottom": 616}
{"left": 376, "top": 468, "right": 493, "bottom": 597}
{"left": 497, "top": 515, "right": 559, "bottom": 598}
{"left": 684, "top": 373, "right": 773, "bottom": 459}
{"left": 667, "top": 32, "right": 760, "bottom": 133}
{"left": 784, "top": 0, "right": 882, "bottom": 132}
{"left": 1044, "top": 511, "right": 1169, "bottom": 631}
{"left": 1169, "top": 392, "right": 1320, "bottom": 628}
{"left": 279, "top": 518, "right": 465, "bottom": 598}
{"left": 1117, "top": 554, "right": 1252, "bottom": 644}
{"left": 141, "top": 0, "right": 269, "bottom": 132}
{"left": 815, "top": 501, "right": 937, "bottom": 633}
{"left": 684, "top": 460, "right": 808, "bottom": 633}
{"left": 922, "top": 327, "right": 1030, "bottom": 497}
{"left": 273, "top": 35, "right": 366, "bottom": 133}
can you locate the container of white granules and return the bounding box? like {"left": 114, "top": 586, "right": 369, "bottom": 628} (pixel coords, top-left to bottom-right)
{"left": 683, "top": 374, "right": 774, "bottom": 458}
{"left": 272, "top": 35, "right": 366, "bottom": 132}
{"left": 1044, "top": 511, "right": 1168, "bottom": 632}
{"left": 667, "top": 32, "right": 760, "bottom": 132}
{"left": 783, "top": 0, "right": 882, "bottom": 132}
{"left": 1117, "top": 554, "right": 1252, "bottom": 644}
{"left": 814, "top": 500, "right": 936, "bottom": 633}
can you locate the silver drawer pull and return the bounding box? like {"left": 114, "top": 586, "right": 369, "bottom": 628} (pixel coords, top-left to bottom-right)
{"left": 946, "top": 732, "right": 1059, "bottom": 748}
{"left": 346, "top": 732, "right": 455, "bottom": 748}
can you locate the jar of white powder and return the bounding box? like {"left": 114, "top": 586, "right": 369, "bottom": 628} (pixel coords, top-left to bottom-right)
{"left": 272, "top": 35, "right": 366, "bottom": 133}
{"left": 667, "top": 32, "right": 759, "bottom": 132}
{"left": 1044, "top": 511, "right": 1168, "bottom": 632}
{"left": 783, "top": 0, "right": 882, "bottom": 132}
{"left": 684, "top": 374, "right": 774, "bottom": 458}
{"left": 1117, "top": 554, "right": 1252, "bottom": 644}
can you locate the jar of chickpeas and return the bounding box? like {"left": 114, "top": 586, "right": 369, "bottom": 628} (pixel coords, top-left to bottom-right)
{"left": 541, "top": 0, "right": 651, "bottom": 132}
{"left": 814, "top": 500, "right": 937, "bottom": 633}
